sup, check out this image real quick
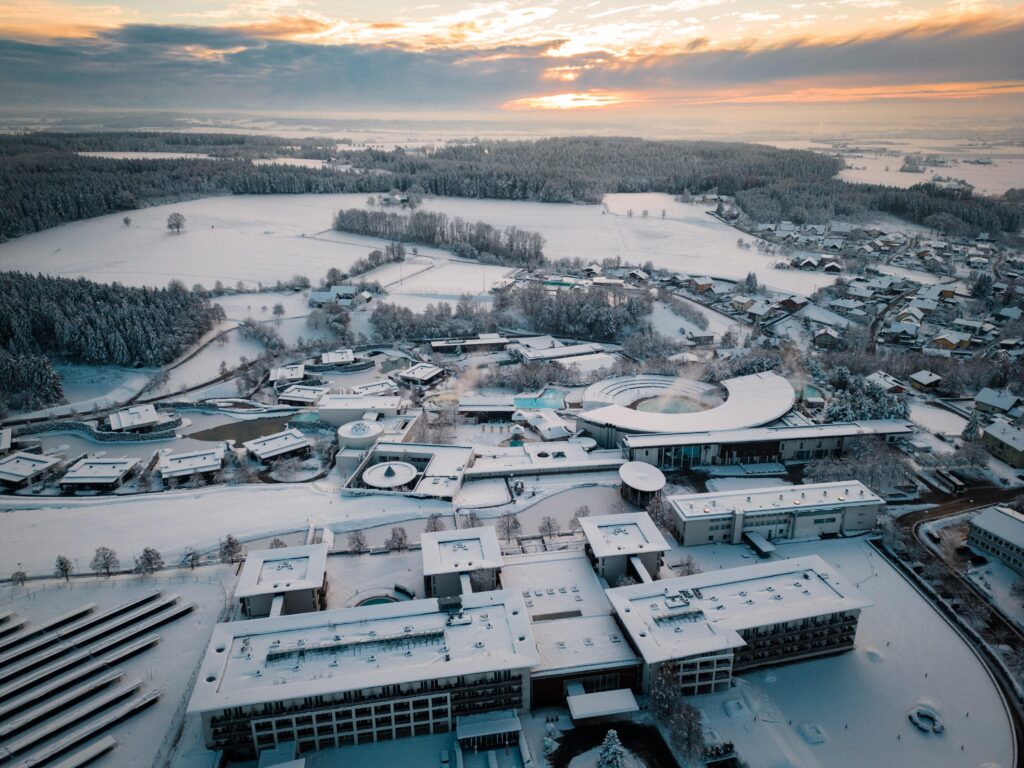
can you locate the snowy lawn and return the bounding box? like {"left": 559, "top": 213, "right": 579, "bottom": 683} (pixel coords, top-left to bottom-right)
{"left": 908, "top": 401, "right": 968, "bottom": 438}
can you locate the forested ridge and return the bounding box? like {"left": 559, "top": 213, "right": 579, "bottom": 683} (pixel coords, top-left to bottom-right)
{"left": 0, "top": 132, "right": 1019, "bottom": 243}
{"left": 0, "top": 273, "right": 225, "bottom": 410}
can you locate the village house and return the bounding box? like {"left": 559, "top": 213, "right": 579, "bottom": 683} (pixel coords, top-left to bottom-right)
{"left": 813, "top": 327, "right": 842, "bottom": 348}
{"left": 909, "top": 370, "right": 943, "bottom": 391}
{"left": 982, "top": 421, "right": 1024, "bottom": 469}
{"left": 975, "top": 388, "right": 1022, "bottom": 416}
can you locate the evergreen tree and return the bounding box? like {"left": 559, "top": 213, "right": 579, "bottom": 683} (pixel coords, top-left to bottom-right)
{"left": 596, "top": 730, "right": 626, "bottom": 768}
{"left": 219, "top": 535, "right": 243, "bottom": 563}
{"left": 962, "top": 411, "right": 982, "bottom": 442}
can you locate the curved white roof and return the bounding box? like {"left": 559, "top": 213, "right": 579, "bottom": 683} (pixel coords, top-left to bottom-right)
{"left": 581, "top": 374, "right": 717, "bottom": 410}
{"left": 618, "top": 461, "right": 666, "bottom": 492}
{"left": 362, "top": 461, "right": 418, "bottom": 489}
{"left": 578, "top": 372, "right": 795, "bottom": 435}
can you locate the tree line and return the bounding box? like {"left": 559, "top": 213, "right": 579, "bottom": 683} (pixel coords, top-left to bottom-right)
{"left": 333, "top": 208, "right": 545, "bottom": 268}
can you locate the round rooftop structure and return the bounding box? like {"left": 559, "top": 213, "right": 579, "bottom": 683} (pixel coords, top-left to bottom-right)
{"left": 619, "top": 461, "right": 666, "bottom": 507}
{"left": 362, "top": 461, "right": 418, "bottom": 490}
{"left": 619, "top": 461, "right": 667, "bottom": 493}
{"left": 570, "top": 436, "right": 598, "bottom": 451}
{"left": 337, "top": 419, "right": 384, "bottom": 449}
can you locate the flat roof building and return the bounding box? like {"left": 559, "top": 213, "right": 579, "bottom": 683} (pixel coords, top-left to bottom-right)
{"left": 421, "top": 527, "right": 503, "bottom": 598}
{"left": 346, "top": 442, "right": 473, "bottom": 501}
{"left": 0, "top": 451, "right": 60, "bottom": 489}
{"left": 623, "top": 420, "right": 913, "bottom": 470}
{"left": 667, "top": 481, "right": 884, "bottom": 546}
{"left": 269, "top": 364, "right": 306, "bottom": 384}
{"left": 968, "top": 506, "right": 1024, "bottom": 575}
{"left": 187, "top": 590, "right": 538, "bottom": 758}
{"left": 243, "top": 429, "right": 313, "bottom": 463}
{"left": 394, "top": 363, "right": 446, "bottom": 387}
{"left": 605, "top": 555, "right": 870, "bottom": 694}
{"left": 277, "top": 385, "right": 330, "bottom": 407}
{"left": 235, "top": 544, "right": 329, "bottom": 619}
{"left": 320, "top": 350, "right": 355, "bottom": 365}
{"left": 579, "top": 513, "right": 670, "bottom": 585}
{"left": 157, "top": 447, "right": 225, "bottom": 481}
{"left": 59, "top": 456, "right": 140, "bottom": 492}
{"left": 107, "top": 404, "right": 168, "bottom": 433}
{"left": 318, "top": 395, "right": 405, "bottom": 427}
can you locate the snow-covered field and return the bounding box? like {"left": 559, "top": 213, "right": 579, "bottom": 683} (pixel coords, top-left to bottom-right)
{"left": 908, "top": 401, "right": 968, "bottom": 438}
{"left": 0, "top": 192, "right": 837, "bottom": 295}
{"left": 688, "top": 537, "right": 1015, "bottom": 768}
{"left": 839, "top": 154, "right": 1024, "bottom": 196}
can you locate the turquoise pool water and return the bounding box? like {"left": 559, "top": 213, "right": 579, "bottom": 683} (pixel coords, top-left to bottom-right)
{"left": 357, "top": 596, "right": 397, "bottom": 606}
{"left": 515, "top": 388, "right": 565, "bottom": 410}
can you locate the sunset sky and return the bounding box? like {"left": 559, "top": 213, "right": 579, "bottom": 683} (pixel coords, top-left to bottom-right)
{"left": 1, "top": 0, "right": 1022, "bottom": 126}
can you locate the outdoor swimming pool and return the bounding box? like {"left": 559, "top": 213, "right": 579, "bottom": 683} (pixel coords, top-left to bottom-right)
{"left": 514, "top": 388, "right": 565, "bottom": 409}
{"left": 634, "top": 395, "right": 702, "bottom": 414}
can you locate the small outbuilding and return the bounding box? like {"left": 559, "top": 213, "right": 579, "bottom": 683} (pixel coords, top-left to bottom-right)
{"left": 618, "top": 461, "right": 666, "bottom": 507}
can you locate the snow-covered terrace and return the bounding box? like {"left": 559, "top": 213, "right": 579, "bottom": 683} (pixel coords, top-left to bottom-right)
{"left": 188, "top": 590, "right": 538, "bottom": 712}
{"left": 668, "top": 481, "right": 882, "bottom": 521}
{"left": 466, "top": 443, "right": 624, "bottom": 479}
{"left": 606, "top": 555, "right": 871, "bottom": 663}
{"left": 421, "top": 527, "right": 503, "bottom": 577}
{"left": 579, "top": 513, "right": 671, "bottom": 559}
{"left": 235, "top": 543, "right": 329, "bottom": 600}
{"left": 578, "top": 373, "right": 795, "bottom": 435}
{"left": 107, "top": 404, "right": 165, "bottom": 432}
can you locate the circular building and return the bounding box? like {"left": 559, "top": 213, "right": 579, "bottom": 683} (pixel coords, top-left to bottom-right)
{"left": 337, "top": 420, "right": 384, "bottom": 450}
{"left": 362, "top": 461, "right": 418, "bottom": 491}
{"left": 619, "top": 461, "right": 666, "bottom": 507}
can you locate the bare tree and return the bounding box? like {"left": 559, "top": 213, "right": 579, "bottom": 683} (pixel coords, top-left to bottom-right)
{"left": 166, "top": 212, "right": 186, "bottom": 233}
{"left": 134, "top": 547, "right": 164, "bottom": 575}
{"left": 90, "top": 546, "right": 120, "bottom": 578}
{"left": 676, "top": 554, "right": 702, "bottom": 576}
{"left": 10, "top": 570, "right": 27, "bottom": 586}
{"left": 386, "top": 527, "right": 410, "bottom": 551}
{"left": 122, "top": 216, "right": 131, "bottom": 227}
{"left": 539, "top": 516, "right": 560, "bottom": 536}
{"left": 462, "top": 511, "right": 483, "bottom": 528}
{"left": 347, "top": 530, "right": 369, "bottom": 553}
{"left": 497, "top": 512, "right": 522, "bottom": 542}
{"left": 269, "top": 538, "right": 288, "bottom": 549}
{"left": 219, "top": 535, "right": 243, "bottom": 564}
{"left": 181, "top": 547, "right": 200, "bottom": 569}
{"left": 54, "top": 555, "right": 73, "bottom": 582}
{"left": 569, "top": 505, "right": 590, "bottom": 531}
{"left": 425, "top": 513, "right": 446, "bottom": 533}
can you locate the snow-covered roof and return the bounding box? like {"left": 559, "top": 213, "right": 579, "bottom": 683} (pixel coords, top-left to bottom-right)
{"left": 355, "top": 442, "right": 473, "bottom": 498}
{"left": 668, "top": 481, "right": 882, "bottom": 521}
{"left": 606, "top": 555, "right": 872, "bottom": 664}
{"left": 277, "top": 385, "right": 329, "bottom": 405}
{"left": 622, "top": 420, "right": 913, "bottom": 450}
{"left": 319, "top": 394, "right": 403, "bottom": 412}
{"left": 579, "top": 513, "right": 670, "bottom": 559}
{"left": 618, "top": 462, "right": 666, "bottom": 493}
{"left": 971, "top": 507, "right": 1024, "bottom": 551}
{"left": 0, "top": 451, "right": 60, "bottom": 483}
{"left": 60, "top": 456, "right": 139, "bottom": 485}
{"left": 187, "top": 590, "right": 538, "bottom": 713}
{"left": 0, "top": 428, "right": 11, "bottom": 455}
{"left": 566, "top": 688, "right": 639, "bottom": 719}
{"left": 578, "top": 373, "right": 794, "bottom": 436}
{"left": 235, "top": 544, "right": 329, "bottom": 600}
{"left": 396, "top": 362, "right": 444, "bottom": 383}
{"left": 976, "top": 388, "right": 1021, "bottom": 412}
{"left": 269, "top": 364, "right": 305, "bottom": 383}
{"left": 910, "top": 370, "right": 943, "bottom": 386}
{"left": 242, "top": 428, "right": 312, "bottom": 461}
{"left": 421, "top": 527, "right": 503, "bottom": 576}
{"left": 516, "top": 342, "right": 604, "bottom": 362}
{"left": 531, "top": 614, "right": 639, "bottom": 675}
{"left": 157, "top": 447, "right": 225, "bottom": 479}
{"left": 107, "top": 404, "right": 162, "bottom": 432}
{"left": 458, "top": 395, "right": 516, "bottom": 413}
{"left": 984, "top": 420, "right": 1024, "bottom": 451}
{"left": 362, "top": 461, "right": 418, "bottom": 489}
{"left": 320, "top": 349, "right": 355, "bottom": 365}
{"left": 554, "top": 352, "right": 618, "bottom": 373}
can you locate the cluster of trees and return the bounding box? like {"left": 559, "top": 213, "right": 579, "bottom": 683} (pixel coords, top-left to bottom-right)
{"left": 497, "top": 283, "right": 653, "bottom": 340}
{"left": 370, "top": 297, "right": 498, "bottom": 341}
{"left": 658, "top": 290, "right": 711, "bottom": 330}
{"left": 0, "top": 348, "right": 63, "bottom": 410}
{"left": 702, "top": 350, "right": 781, "bottom": 384}
{"left": 341, "top": 137, "right": 841, "bottom": 203}
{"left": 0, "top": 273, "right": 223, "bottom": 366}
{"left": 0, "top": 138, "right": 358, "bottom": 241}
{"left": 735, "top": 177, "right": 1020, "bottom": 237}
{"left": 823, "top": 369, "right": 909, "bottom": 422}
{"left": 306, "top": 302, "right": 352, "bottom": 340}
{"left": 349, "top": 243, "right": 406, "bottom": 277}
{"left": 333, "top": 208, "right": 545, "bottom": 268}
{"left": 4, "top": 132, "right": 340, "bottom": 159}
{"left": 804, "top": 437, "right": 911, "bottom": 494}
{"left": 648, "top": 665, "right": 706, "bottom": 761}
